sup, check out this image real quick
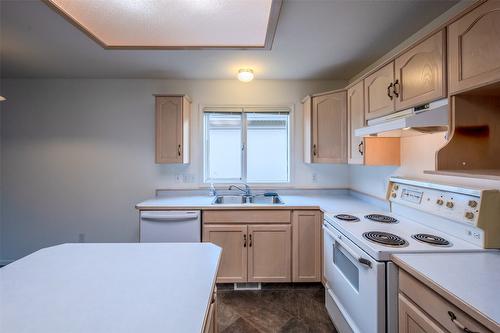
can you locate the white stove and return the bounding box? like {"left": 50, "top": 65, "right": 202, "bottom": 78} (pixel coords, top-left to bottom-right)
{"left": 324, "top": 210, "right": 482, "bottom": 261}
{"left": 322, "top": 177, "right": 500, "bottom": 333}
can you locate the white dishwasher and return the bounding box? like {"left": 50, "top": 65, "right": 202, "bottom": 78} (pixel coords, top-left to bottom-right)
{"left": 140, "top": 211, "right": 201, "bottom": 243}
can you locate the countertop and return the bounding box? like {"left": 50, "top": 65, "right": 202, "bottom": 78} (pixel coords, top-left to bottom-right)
{"left": 0, "top": 243, "right": 221, "bottom": 333}
{"left": 136, "top": 191, "right": 389, "bottom": 213}
{"left": 392, "top": 252, "right": 500, "bottom": 332}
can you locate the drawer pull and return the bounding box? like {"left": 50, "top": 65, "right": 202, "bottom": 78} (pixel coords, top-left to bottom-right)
{"left": 448, "top": 311, "right": 478, "bottom": 333}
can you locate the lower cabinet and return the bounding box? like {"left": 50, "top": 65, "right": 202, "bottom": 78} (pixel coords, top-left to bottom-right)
{"left": 203, "top": 224, "right": 247, "bottom": 283}
{"left": 398, "top": 269, "right": 492, "bottom": 333}
{"left": 399, "top": 294, "right": 446, "bottom": 333}
{"left": 292, "top": 210, "right": 322, "bottom": 282}
{"left": 203, "top": 289, "right": 218, "bottom": 333}
{"left": 247, "top": 225, "right": 291, "bottom": 282}
{"left": 202, "top": 209, "right": 322, "bottom": 284}
{"left": 203, "top": 223, "right": 291, "bottom": 283}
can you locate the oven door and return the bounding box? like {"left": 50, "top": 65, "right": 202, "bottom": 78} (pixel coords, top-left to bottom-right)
{"left": 323, "top": 222, "right": 385, "bottom": 333}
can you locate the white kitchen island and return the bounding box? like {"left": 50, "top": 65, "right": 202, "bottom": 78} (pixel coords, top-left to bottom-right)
{"left": 0, "top": 243, "right": 221, "bottom": 333}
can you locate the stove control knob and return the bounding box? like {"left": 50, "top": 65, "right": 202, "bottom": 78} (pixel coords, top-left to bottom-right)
{"left": 436, "top": 199, "right": 444, "bottom": 206}
{"left": 465, "top": 212, "right": 475, "bottom": 220}
{"left": 393, "top": 185, "right": 399, "bottom": 191}
{"left": 468, "top": 200, "right": 478, "bottom": 208}
{"left": 446, "top": 201, "right": 454, "bottom": 209}
{"left": 391, "top": 192, "right": 397, "bottom": 198}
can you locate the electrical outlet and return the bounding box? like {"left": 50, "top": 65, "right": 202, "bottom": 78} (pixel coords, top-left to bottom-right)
{"left": 78, "top": 233, "right": 85, "bottom": 243}
{"left": 312, "top": 173, "right": 318, "bottom": 183}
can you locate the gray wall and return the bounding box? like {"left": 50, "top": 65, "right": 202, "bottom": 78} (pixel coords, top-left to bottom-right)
{"left": 0, "top": 79, "right": 348, "bottom": 262}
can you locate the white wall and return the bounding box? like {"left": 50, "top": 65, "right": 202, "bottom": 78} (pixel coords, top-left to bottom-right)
{"left": 0, "top": 78, "right": 347, "bottom": 262}
{"left": 350, "top": 133, "right": 500, "bottom": 199}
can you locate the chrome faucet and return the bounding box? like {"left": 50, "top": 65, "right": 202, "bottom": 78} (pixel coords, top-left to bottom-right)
{"left": 228, "top": 183, "right": 252, "bottom": 196}
{"left": 209, "top": 183, "right": 218, "bottom": 197}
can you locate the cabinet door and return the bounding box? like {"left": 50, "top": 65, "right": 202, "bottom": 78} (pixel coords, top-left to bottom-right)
{"left": 155, "top": 96, "right": 186, "bottom": 164}
{"left": 292, "top": 210, "right": 322, "bottom": 282}
{"left": 449, "top": 0, "right": 500, "bottom": 94}
{"left": 247, "top": 224, "right": 291, "bottom": 282}
{"left": 395, "top": 30, "right": 446, "bottom": 110}
{"left": 203, "top": 224, "right": 247, "bottom": 283}
{"left": 347, "top": 81, "right": 365, "bottom": 164}
{"left": 399, "top": 294, "right": 447, "bottom": 333}
{"left": 312, "top": 91, "right": 347, "bottom": 163}
{"left": 364, "top": 62, "right": 395, "bottom": 120}
{"left": 303, "top": 95, "right": 313, "bottom": 163}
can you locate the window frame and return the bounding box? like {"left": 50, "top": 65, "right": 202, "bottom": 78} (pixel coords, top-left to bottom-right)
{"left": 202, "top": 106, "right": 292, "bottom": 184}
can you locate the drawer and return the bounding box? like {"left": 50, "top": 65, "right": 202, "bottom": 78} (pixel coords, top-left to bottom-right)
{"left": 399, "top": 270, "right": 492, "bottom": 333}
{"left": 203, "top": 210, "right": 291, "bottom": 224}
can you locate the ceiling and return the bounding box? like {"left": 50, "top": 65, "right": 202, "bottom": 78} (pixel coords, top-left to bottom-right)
{"left": 45, "top": 0, "right": 277, "bottom": 48}
{"left": 0, "top": 0, "right": 458, "bottom": 80}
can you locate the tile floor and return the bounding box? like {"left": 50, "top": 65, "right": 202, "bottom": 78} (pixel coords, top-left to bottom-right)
{"left": 217, "top": 283, "right": 337, "bottom": 333}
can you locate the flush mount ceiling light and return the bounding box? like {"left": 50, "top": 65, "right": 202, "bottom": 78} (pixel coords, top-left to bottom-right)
{"left": 44, "top": 0, "right": 282, "bottom": 50}
{"left": 237, "top": 69, "right": 254, "bottom": 82}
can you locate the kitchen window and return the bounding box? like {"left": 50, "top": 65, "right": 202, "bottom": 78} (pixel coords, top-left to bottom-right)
{"left": 203, "top": 107, "right": 291, "bottom": 183}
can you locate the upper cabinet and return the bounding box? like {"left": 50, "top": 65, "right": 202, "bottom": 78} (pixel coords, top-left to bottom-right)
{"left": 303, "top": 91, "right": 347, "bottom": 163}
{"left": 448, "top": 0, "right": 500, "bottom": 94}
{"left": 155, "top": 95, "right": 191, "bottom": 164}
{"left": 394, "top": 30, "right": 446, "bottom": 110}
{"left": 364, "top": 62, "right": 395, "bottom": 120}
{"left": 347, "top": 81, "right": 365, "bottom": 164}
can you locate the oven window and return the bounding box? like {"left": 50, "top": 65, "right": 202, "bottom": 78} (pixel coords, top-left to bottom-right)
{"left": 333, "top": 245, "right": 359, "bottom": 291}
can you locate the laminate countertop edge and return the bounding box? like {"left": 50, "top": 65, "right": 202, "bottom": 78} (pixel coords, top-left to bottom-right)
{"left": 391, "top": 253, "right": 500, "bottom": 332}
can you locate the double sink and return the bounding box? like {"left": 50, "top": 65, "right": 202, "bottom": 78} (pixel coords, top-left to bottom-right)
{"left": 212, "top": 194, "right": 284, "bottom": 205}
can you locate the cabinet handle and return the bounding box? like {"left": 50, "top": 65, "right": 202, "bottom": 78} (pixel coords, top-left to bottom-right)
{"left": 313, "top": 144, "right": 317, "bottom": 156}
{"left": 358, "top": 141, "right": 364, "bottom": 156}
{"left": 243, "top": 234, "right": 247, "bottom": 247}
{"left": 393, "top": 79, "right": 400, "bottom": 98}
{"left": 177, "top": 144, "right": 181, "bottom": 156}
{"left": 387, "top": 83, "right": 394, "bottom": 100}
{"left": 448, "top": 311, "right": 478, "bottom": 333}
{"left": 249, "top": 234, "right": 252, "bottom": 247}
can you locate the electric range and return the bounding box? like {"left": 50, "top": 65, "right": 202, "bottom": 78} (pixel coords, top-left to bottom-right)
{"left": 322, "top": 177, "right": 499, "bottom": 333}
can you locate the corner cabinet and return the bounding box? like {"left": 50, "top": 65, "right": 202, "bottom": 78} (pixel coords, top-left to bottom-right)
{"left": 303, "top": 91, "right": 347, "bottom": 163}
{"left": 448, "top": 0, "right": 500, "bottom": 94}
{"left": 155, "top": 95, "right": 190, "bottom": 164}
{"left": 347, "top": 81, "right": 365, "bottom": 164}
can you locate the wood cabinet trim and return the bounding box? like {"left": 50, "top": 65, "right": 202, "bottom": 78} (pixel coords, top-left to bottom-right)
{"left": 203, "top": 210, "right": 291, "bottom": 224}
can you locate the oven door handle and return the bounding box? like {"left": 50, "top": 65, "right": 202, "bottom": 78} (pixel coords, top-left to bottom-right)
{"left": 323, "top": 225, "right": 372, "bottom": 269}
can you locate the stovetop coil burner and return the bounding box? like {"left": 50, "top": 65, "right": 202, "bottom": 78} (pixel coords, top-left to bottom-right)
{"left": 365, "top": 214, "right": 398, "bottom": 224}
{"left": 334, "top": 214, "right": 360, "bottom": 222}
{"left": 412, "top": 233, "right": 451, "bottom": 246}
{"left": 363, "top": 231, "right": 408, "bottom": 247}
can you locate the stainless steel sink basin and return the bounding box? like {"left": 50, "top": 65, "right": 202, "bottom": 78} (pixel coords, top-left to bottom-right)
{"left": 212, "top": 194, "right": 284, "bottom": 205}
{"left": 248, "top": 195, "right": 284, "bottom": 204}
{"left": 212, "top": 195, "right": 247, "bottom": 204}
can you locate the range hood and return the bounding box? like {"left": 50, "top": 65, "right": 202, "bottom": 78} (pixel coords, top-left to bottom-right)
{"left": 355, "top": 99, "right": 449, "bottom": 137}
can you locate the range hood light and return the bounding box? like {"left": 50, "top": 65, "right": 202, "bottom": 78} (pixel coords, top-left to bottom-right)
{"left": 0, "top": 96, "right": 6, "bottom": 101}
